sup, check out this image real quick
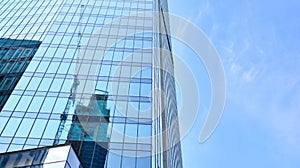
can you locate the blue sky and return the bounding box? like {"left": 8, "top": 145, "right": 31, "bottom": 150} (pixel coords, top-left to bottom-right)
{"left": 168, "top": 0, "right": 300, "bottom": 167}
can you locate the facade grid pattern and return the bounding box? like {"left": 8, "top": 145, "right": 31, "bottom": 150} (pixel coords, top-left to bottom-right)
{"left": 0, "top": 0, "right": 182, "bottom": 168}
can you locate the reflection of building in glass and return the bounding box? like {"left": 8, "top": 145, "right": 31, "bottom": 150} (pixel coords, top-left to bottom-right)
{"left": 0, "top": 0, "right": 182, "bottom": 168}
{"left": 0, "top": 144, "right": 83, "bottom": 168}
{"left": 0, "top": 38, "right": 41, "bottom": 110}
{"left": 66, "top": 93, "right": 110, "bottom": 168}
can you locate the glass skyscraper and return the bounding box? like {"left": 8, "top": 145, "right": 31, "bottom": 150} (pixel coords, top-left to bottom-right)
{"left": 0, "top": 0, "right": 182, "bottom": 167}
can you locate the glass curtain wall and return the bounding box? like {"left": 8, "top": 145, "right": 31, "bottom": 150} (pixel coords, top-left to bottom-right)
{"left": 0, "top": 0, "right": 182, "bottom": 167}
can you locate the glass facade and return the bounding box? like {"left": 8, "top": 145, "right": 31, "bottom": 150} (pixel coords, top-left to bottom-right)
{"left": 0, "top": 0, "right": 182, "bottom": 168}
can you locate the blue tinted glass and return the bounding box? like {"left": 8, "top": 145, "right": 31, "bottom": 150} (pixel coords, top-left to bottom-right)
{"left": 138, "top": 125, "right": 151, "bottom": 137}
{"left": 140, "top": 83, "right": 151, "bottom": 97}
{"left": 15, "top": 118, "right": 34, "bottom": 137}
{"left": 136, "top": 156, "right": 151, "bottom": 168}
{"left": 40, "top": 97, "right": 56, "bottom": 113}
{"left": 0, "top": 117, "right": 9, "bottom": 133}
{"left": 0, "top": 144, "right": 9, "bottom": 153}
{"left": 29, "top": 119, "right": 47, "bottom": 138}
{"left": 38, "top": 78, "right": 53, "bottom": 91}
{"left": 42, "top": 120, "right": 60, "bottom": 138}
{"left": 125, "top": 124, "right": 137, "bottom": 137}
{"left": 8, "top": 144, "right": 23, "bottom": 152}
{"left": 27, "top": 97, "right": 44, "bottom": 112}
{"left": 15, "top": 96, "right": 32, "bottom": 111}
{"left": 2, "top": 95, "right": 21, "bottom": 111}
{"left": 122, "top": 155, "right": 136, "bottom": 168}
{"left": 27, "top": 77, "right": 42, "bottom": 90}
{"left": 1, "top": 117, "right": 22, "bottom": 136}
{"left": 15, "top": 76, "right": 31, "bottom": 90}
{"left": 49, "top": 79, "right": 63, "bottom": 92}
{"left": 106, "top": 151, "right": 121, "bottom": 167}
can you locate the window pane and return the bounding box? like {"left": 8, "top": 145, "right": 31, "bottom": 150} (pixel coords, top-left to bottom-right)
{"left": 1, "top": 117, "right": 22, "bottom": 136}
{"left": 15, "top": 118, "right": 34, "bottom": 137}
{"left": 29, "top": 119, "right": 47, "bottom": 138}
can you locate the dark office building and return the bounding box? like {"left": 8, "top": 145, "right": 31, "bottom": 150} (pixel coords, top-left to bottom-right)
{"left": 0, "top": 38, "right": 41, "bottom": 110}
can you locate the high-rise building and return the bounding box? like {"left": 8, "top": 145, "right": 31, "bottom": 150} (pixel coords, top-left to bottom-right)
{"left": 0, "top": 0, "right": 182, "bottom": 167}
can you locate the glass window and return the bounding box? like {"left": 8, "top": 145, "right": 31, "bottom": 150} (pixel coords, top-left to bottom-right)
{"left": 138, "top": 124, "right": 151, "bottom": 137}
{"left": 8, "top": 144, "right": 23, "bottom": 152}
{"left": 140, "top": 83, "right": 151, "bottom": 97}
{"left": 0, "top": 77, "right": 15, "bottom": 90}
{"left": 40, "top": 139, "right": 54, "bottom": 146}
{"left": 141, "top": 68, "right": 151, "bottom": 78}
{"left": 60, "top": 79, "right": 73, "bottom": 92}
{"left": 36, "top": 61, "right": 50, "bottom": 72}
{"left": 110, "top": 123, "right": 124, "bottom": 142}
{"left": 49, "top": 78, "right": 63, "bottom": 92}
{"left": 47, "top": 62, "right": 60, "bottom": 73}
{"left": 15, "top": 96, "right": 32, "bottom": 111}
{"left": 120, "top": 66, "right": 131, "bottom": 78}
{"left": 122, "top": 155, "right": 136, "bottom": 168}
{"left": 57, "top": 62, "right": 70, "bottom": 74}
{"left": 2, "top": 95, "right": 21, "bottom": 111}
{"left": 136, "top": 155, "right": 151, "bottom": 168}
{"left": 142, "top": 53, "right": 151, "bottom": 63}
{"left": 129, "top": 83, "right": 140, "bottom": 96}
{"left": 52, "top": 98, "right": 68, "bottom": 113}
{"left": 12, "top": 49, "right": 23, "bottom": 59}
{"left": 11, "top": 137, "right": 24, "bottom": 145}
{"left": 42, "top": 120, "right": 60, "bottom": 139}
{"left": 0, "top": 49, "right": 8, "bottom": 59}
{"left": 0, "top": 144, "right": 9, "bottom": 153}
{"left": 3, "top": 49, "right": 16, "bottom": 59}
{"left": 132, "top": 53, "right": 142, "bottom": 62}
{"left": 96, "top": 81, "right": 108, "bottom": 91}
{"left": 114, "top": 101, "right": 127, "bottom": 117}
{"left": 29, "top": 119, "right": 47, "bottom": 138}
{"left": 99, "top": 65, "right": 111, "bottom": 76}
{"left": 143, "top": 40, "right": 152, "bottom": 49}
{"left": 40, "top": 97, "right": 56, "bottom": 113}
{"left": 1, "top": 117, "right": 22, "bottom": 136}
{"left": 21, "top": 49, "right": 32, "bottom": 58}
{"left": 27, "top": 96, "right": 44, "bottom": 112}
{"left": 27, "top": 77, "right": 42, "bottom": 90}
{"left": 139, "top": 102, "right": 151, "bottom": 119}
{"left": 1, "top": 62, "right": 14, "bottom": 74}
{"left": 61, "top": 36, "right": 72, "bottom": 45}
{"left": 0, "top": 62, "right": 6, "bottom": 72}
{"left": 106, "top": 151, "right": 121, "bottom": 168}
{"left": 113, "top": 51, "right": 123, "bottom": 61}
{"left": 125, "top": 123, "right": 137, "bottom": 137}
{"left": 11, "top": 61, "right": 24, "bottom": 73}
{"left": 15, "top": 118, "right": 34, "bottom": 137}
{"left": 26, "top": 61, "right": 39, "bottom": 72}
{"left": 37, "top": 78, "right": 53, "bottom": 91}
{"left": 0, "top": 117, "right": 9, "bottom": 133}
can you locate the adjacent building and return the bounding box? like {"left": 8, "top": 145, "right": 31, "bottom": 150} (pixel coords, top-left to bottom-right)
{"left": 0, "top": 0, "right": 182, "bottom": 167}
{"left": 0, "top": 38, "right": 41, "bottom": 111}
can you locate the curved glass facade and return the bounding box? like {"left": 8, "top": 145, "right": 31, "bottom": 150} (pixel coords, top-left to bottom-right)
{"left": 0, "top": 0, "right": 182, "bottom": 167}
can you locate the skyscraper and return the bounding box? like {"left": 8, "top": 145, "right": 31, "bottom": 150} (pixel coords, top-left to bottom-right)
{"left": 0, "top": 0, "right": 182, "bottom": 167}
